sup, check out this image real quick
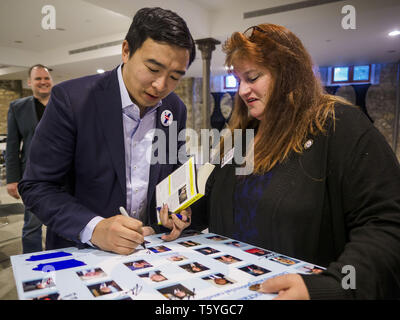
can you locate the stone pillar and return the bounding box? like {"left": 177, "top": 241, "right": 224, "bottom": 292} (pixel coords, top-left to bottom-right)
{"left": 195, "top": 38, "right": 221, "bottom": 129}
{"left": 394, "top": 61, "right": 400, "bottom": 154}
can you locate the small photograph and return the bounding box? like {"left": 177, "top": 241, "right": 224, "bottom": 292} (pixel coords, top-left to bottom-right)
{"left": 239, "top": 264, "right": 271, "bottom": 277}
{"left": 194, "top": 247, "right": 220, "bottom": 255}
{"left": 166, "top": 254, "right": 188, "bottom": 262}
{"left": 178, "top": 240, "right": 201, "bottom": 247}
{"left": 76, "top": 267, "right": 107, "bottom": 282}
{"left": 224, "top": 240, "right": 247, "bottom": 248}
{"left": 179, "top": 262, "right": 209, "bottom": 273}
{"left": 138, "top": 270, "right": 168, "bottom": 283}
{"left": 31, "top": 292, "right": 60, "bottom": 300}
{"left": 214, "top": 254, "right": 242, "bottom": 264}
{"left": 124, "top": 259, "right": 153, "bottom": 271}
{"left": 245, "top": 247, "right": 272, "bottom": 256}
{"left": 178, "top": 185, "right": 188, "bottom": 204}
{"left": 180, "top": 230, "right": 202, "bottom": 237}
{"left": 22, "top": 277, "right": 56, "bottom": 293}
{"left": 87, "top": 280, "right": 123, "bottom": 297}
{"left": 157, "top": 283, "right": 195, "bottom": 300}
{"left": 202, "top": 273, "right": 236, "bottom": 288}
{"left": 268, "top": 255, "right": 301, "bottom": 266}
{"left": 148, "top": 245, "right": 172, "bottom": 253}
{"left": 295, "top": 263, "right": 325, "bottom": 274}
{"left": 206, "top": 235, "right": 228, "bottom": 241}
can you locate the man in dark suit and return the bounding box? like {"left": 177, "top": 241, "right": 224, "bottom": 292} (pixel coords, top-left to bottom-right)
{"left": 18, "top": 7, "right": 195, "bottom": 254}
{"left": 6, "top": 64, "right": 53, "bottom": 253}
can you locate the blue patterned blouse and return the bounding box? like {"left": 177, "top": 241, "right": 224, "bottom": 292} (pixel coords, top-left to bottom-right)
{"left": 232, "top": 172, "right": 273, "bottom": 244}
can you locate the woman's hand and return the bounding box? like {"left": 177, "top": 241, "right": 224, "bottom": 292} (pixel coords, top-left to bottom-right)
{"left": 159, "top": 204, "right": 192, "bottom": 241}
{"left": 258, "top": 274, "right": 310, "bottom": 300}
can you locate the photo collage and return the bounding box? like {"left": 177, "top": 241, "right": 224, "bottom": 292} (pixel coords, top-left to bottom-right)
{"left": 11, "top": 232, "right": 325, "bottom": 300}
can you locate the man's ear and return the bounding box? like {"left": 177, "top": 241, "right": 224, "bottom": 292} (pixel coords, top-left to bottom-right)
{"left": 121, "top": 40, "right": 131, "bottom": 63}
{"left": 27, "top": 77, "right": 32, "bottom": 88}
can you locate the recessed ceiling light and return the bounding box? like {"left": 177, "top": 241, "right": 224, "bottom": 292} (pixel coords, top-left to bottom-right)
{"left": 97, "top": 69, "right": 105, "bottom": 74}
{"left": 388, "top": 30, "right": 400, "bottom": 37}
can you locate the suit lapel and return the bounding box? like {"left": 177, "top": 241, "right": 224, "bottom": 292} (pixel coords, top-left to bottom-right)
{"left": 146, "top": 104, "right": 174, "bottom": 222}
{"left": 147, "top": 107, "right": 165, "bottom": 200}
{"left": 94, "top": 68, "right": 126, "bottom": 198}
{"left": 28, "top": 96, "right": 39, "bottom": 126}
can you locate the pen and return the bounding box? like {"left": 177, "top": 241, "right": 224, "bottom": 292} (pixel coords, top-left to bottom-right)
{"left": 119, "top": 206, "right": 147, "bottom": 250}
{"left": 156, "top": 206, "right": 183, "bottom": 221}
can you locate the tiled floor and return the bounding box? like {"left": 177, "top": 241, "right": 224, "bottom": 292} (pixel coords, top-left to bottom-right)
{"left": 0, "top": 185, "right": 46, "bottom": 300}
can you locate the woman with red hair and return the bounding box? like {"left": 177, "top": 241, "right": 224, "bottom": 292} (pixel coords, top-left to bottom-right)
{"left": 189, "top": 23, "right": 400, "bottom": 299}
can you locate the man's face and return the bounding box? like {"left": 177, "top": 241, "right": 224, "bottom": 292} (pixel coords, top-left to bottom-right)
{"left": 121, "top": 38, "right": 189, "bottom": 109}
{"left": 28, "top": 67, "right": 53, "bottom": 99}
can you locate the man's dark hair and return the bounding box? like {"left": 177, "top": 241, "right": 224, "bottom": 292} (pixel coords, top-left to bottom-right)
{"left": 28, "top": 64, "right": 51, "bottom": 78}
{"left": 125, "top": 7, "right": 196, "bottom": 66}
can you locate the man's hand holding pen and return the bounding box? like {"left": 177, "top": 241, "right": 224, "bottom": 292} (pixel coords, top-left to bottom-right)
{"left": 90, "top": 206, "right": 155, "bottom": 255}
{"left": 90, "top": 204, "right": 190, "bottom": 254}
{"left": 90, "top": 214, "right": 146, "bottom": 255}
{"left": 119, "top": 207, "right": 153, "bottom": 250}
{"left": 159, "top": 203, "right": 192, "bottom": 241}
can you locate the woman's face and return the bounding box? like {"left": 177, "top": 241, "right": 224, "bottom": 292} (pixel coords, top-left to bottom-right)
{"left": 233, "top": 59, "right": 273, "bottom": 120}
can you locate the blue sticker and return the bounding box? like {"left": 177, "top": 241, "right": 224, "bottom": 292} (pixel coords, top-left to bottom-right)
{"left": 26, "top": 251, "right": 72, "bottom": 261}
{"left": 33, "top": 259, "right": 86, "bottom": 271}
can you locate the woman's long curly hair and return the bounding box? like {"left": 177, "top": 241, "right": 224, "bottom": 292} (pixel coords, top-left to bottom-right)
{"left": 222, "top": 23, "right": 350, "bottom": 174}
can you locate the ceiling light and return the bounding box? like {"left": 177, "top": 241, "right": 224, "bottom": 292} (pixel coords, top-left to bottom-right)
{"left": 388, "top": 30, "right": 400, "bottom": 37}
{"left": 97, "top": 69, "right": 105, "bottom": 74}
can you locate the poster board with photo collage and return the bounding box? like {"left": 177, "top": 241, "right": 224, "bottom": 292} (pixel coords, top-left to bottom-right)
{"left": 10, "top": 231, "right": 324, "bottom": 300}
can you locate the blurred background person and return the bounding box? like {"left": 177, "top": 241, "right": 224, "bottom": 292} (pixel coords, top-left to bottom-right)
{"left": 6, "top": 64, "right": 53, "bottom": 253}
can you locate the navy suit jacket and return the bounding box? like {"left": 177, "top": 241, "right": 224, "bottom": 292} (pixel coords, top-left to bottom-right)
{"left": 6, "top": 96, "right": 39, "bottom": 183}
{"left": 18, "top": 67, "right": 187, "bottom": 250}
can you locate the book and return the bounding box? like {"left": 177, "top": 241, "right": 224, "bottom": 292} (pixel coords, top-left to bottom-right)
{"left": 155, "top": 157, "right": 215, "bottom": 223}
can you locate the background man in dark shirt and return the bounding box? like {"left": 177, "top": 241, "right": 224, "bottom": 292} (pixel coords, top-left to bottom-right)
{"left": 6, "top": 64, "right": 53, "bottom": 253}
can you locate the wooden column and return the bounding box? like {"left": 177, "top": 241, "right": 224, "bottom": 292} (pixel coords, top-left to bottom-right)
{"left": 195, "top": 38, "right": 221, "bottom": 129}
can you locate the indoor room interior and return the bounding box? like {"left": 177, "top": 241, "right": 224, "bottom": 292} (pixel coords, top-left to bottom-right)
{"left": 0, "top": 0, "right": 399, "bottom": 300}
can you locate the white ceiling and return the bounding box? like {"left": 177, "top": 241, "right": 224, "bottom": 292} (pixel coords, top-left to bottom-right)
{"left": 0, "top": 0, "right": 399, "bottom": 86}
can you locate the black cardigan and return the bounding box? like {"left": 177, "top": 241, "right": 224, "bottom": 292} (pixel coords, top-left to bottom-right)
{"left": 192, "top": 104, "right": 400, "bottom": 299}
